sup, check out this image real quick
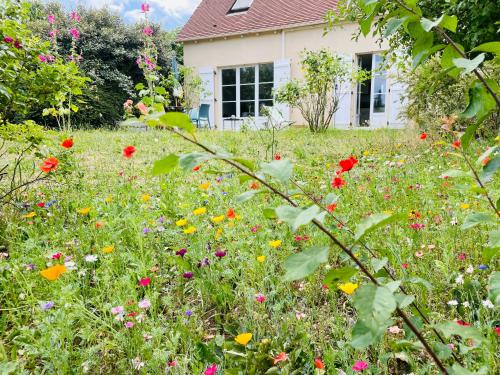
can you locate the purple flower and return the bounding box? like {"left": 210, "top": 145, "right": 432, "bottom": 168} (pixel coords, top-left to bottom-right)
{"left": 215, "top": 250, "right": 226, "bottom": 259}
{"left": 185, "top": 310, "right": 193, "bottom": 317}
{"left": 70, "top": 11, "right": 81, "bottom": 22}
{"left": 41, "top": 301, "right": 54, "bottom": 310}
{"left": 183, "top": 272, "right": 194, "bottom": 279}
{"left": 157, "top": 216, "right": 165, "bottom": 224}
{"left": 197, "top": 257, "right": 210, "bottom": 268}
{"left": 143, "top": 227, "right": 151, "bottom": 234}
{"left": 3, "top": 36, "right": 13, "bottom": 43}
{"left": 478, "top": 264, "right": 488, "bottom": 270}
{"left": 13, "top": 40, "right": 21, "bottom": 49}
{"left": 39, "top": 55, "right": 47, "bottom": 63}
{"left": 176, "top": 248, "right": 187, "bottom": 257}
{"left": 25, "top": 263, "right": 35, "bottom": 271}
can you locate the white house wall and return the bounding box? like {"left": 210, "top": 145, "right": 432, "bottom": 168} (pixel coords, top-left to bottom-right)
{"left": 183, "top": 22, "right": 391, "bottom": 129}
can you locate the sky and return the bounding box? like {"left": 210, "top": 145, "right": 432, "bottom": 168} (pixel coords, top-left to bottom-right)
{"left": 50, "top": 0, "right": 202, "bottom": 30}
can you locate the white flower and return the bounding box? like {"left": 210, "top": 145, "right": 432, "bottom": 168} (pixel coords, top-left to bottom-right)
{"left": 462, "top": 301, "right": 470, "bottom": 307}
{"left": 138, "top": 299, "right": 151, "bottom": 309}
{"left": 64, "top": 261, "right": 77, "bottom": 271}
{"left": 450, "top": 217, "right": 458, "bottom": 226}
{"left": 136, "top": 313, "right": 145, "bottom": 323}
{"left": 84, "top": 254, "right": 98, "bottom": 263}
{"left": 447, "top": 300, "right": 458, "bottom": 306}
{"left": 482, "top": 300, "right": 494, "bottom": 309}
{"left": 455, "top": 274, "right": 464, "bottom": 285}
{"left": 132, "top": 357, "right": 145, "bottom": 370}
{"left": 388, "top": 326, "right": 403, "bottom": 334}
{"left": 465, "top": 265, "right": 474, "bottom": 274}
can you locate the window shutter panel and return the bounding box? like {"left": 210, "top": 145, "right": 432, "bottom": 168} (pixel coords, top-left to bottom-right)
{"left": 273, "top": 59, "right": 291, "bottom": 121}
{"left": 334, "top": 54, "right": 354, "bottom": 129}
{"left": 387, "top": 65, "right": 407, "bottom": 128}
{"left": 199, "top": 67, "right": 215, "bottom": 127}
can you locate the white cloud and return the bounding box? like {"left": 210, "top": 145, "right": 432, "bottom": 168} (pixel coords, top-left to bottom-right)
{"left": 149, "top": 0, "right": 201, "bottom": 19}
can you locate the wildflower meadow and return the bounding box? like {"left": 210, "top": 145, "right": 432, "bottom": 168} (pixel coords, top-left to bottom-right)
{"left": 0, "top": 0, "right": 499, "bottom": 374}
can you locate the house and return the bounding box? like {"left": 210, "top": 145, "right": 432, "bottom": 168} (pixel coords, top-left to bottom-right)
{"left": 178, "top": 0, "right": 406, "bottom": 130}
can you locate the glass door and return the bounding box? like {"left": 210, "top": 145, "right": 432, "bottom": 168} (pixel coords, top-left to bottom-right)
{"left": 369, "top": 54, "right": 388, "bottom": 128}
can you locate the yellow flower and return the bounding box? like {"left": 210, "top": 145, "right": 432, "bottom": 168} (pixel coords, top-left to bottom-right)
{"left": 269, "top": 240, "right": 282, "bottom": 248}
{"left": 261, "top": 338, "right": 271, "bottom": 344}
{"left": 257, "top": 255, "right": 266, "bottom": 263}
{"left": 383, "top": 210, "right": 393, "bottom": 215}
{"left": 460, "top": 203, "right": 470, "bottom": 209}
{"left": 176, "top": 219, "right": 188, "bottom": 227}
{"left": 338, "top": 282, "right": 359, "bottom": 295}
{"left": 199, "top": 182, "right": 210, "bottom": 190}
{"left": 77, "top": 207, "right": 91, "bottom": 215}
{"left": 235, "top": 333, "right": 252, "bottom": 346}
{"left": 495, "top": 135, "right": 500, "bottom": 142}
{"left": 141, "top": 194, "right": 151, "bottom": 202}
{"left": 105, "top": 195, "right": 113, "bottom": 203}
{"left": 363, "top": 150, "right": 370, "bottom": 156}
{"left": 22, "top": 212, "right": 36, "bottom": 219}
{"left": 193, "top": 207, "right": 207, "bottom": 215}
{"left": 325, "top": 163, "right": 331, "bottom": 169}
{"left": 184, "top": 226, "right": 197, "bottom": 234}
{"left": 211, "top": 215, "right": 225, "bottom": 224}
{"left": 40, "top": 264, "right": 67, "bottom": 281}
{"left": 102, "top": 245, "right": 115, "bottom": 254}
{"left": 215, "top": 228, "right": 223, "bottom": 239}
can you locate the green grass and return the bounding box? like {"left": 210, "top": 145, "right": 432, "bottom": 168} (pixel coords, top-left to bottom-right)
{"left": 0, "top": 128, "right": 498, "bottom": 374}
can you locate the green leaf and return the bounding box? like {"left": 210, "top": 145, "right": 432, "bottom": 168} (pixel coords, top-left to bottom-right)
{"left": 262, "top": 208, "right": 277, "bottom": 219}
{"left": 440, "top": 15, "right": 458, "bottom": 33}
{"left": 487, "top": 229, "right": 500, "bottom": 249}
{"left": 420, "top": 15, "right": 443, "bottom": 32}
{"left": 384, "top": 17, "right": 406, "bottom": 37}
{"left": 236, "top": 190, "right": 260, "bottom": 203}
{"left": 435, "top": 321, "right": 484, "bottom": 346}
{"left": 0, "top": 362, "right": 17, "bottom": 375}
{"left": 354, "top": 285, "right": 396, "bottom": 321}
{"left": 233, "top": 158, "right": 256, "bottom": 171}
{"left": 441, "top": 45, "right": 463, "bottom": 77}
{"left": 439, "top": 169, "right": 471, "bottom": 179}
{"left": 371, "top": 257, "right": 388, "bottom": 272}
{"left": 448, "top": 364, "right": 474, "bottom": 375}
{"left": 351, "top": 318, "right": 389, "bottom": 349}
{"left": 453, "top": 54, "right": 485, "bottom": 74}
{"left": 471, "top": 42, "right": 500, "bottom": 54}
{"left": 461, "top": 213, "right": 497, "bottom": 230}
{"left": 323, "top": 267, "right": 358, "bottom": 286}
{"left": 482, "top": 156, "right": 500, "bottom": 179}
{"left": 461, "top": 81, "right": 496, "bottom": 122}
{"left": 275, "top": 205, "right": 321, "bottom": 232}
{"left": 488, "top": 271, "right": 500, "bottom": 306}
{"left": 159, "top": 112, "right": 196, "bottom": 135}
{"left": 135, "top": 83, "right": 145, "bottom": 90}
{"left": 155, "top": 86, "right": 167, "bottom": 95}
{"left": 179, "top": 152, "right": 211, "bottom": 170}
{"left": 260, "top": 159, "right": 293, "bottom": 184}
{"left": 152, "top": 154, "right": 179, "bottom": 175}
{"left": 354, "top": 213, "right": 404, "bottom": 242}
{"left": 284, "top": 246, "right": 329, "bottom": 281}
{"left": 407, "top": 277, "right": 433, "bottom": 291}
{"left": 395, "top": 293, "right": 415, "bottom": 308}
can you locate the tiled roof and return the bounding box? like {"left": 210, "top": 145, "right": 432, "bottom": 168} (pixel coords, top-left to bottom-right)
{"left": 178, "top": 0, "right": 339, "bottom": 41}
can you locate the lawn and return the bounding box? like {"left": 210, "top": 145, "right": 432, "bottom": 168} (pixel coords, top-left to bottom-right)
{"left": 0, "top": 128, "right": 498, "bottom": 374}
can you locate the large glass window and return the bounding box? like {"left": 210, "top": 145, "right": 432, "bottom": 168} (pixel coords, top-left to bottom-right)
{"left": 221, "top": 63, "right": 274, "bottom": 118}
{"left": 372, "top": 55, "right": 387, "bottom": 113}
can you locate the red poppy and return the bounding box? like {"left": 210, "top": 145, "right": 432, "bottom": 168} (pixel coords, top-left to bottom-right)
{"left": 495, "top": 327, "right": 500, "bottom": 337}
{"left": 123, "top": 146, "right": 136, "bottom": 158}
{"left": 61, "top": 138, "right": 73, "bottom": 149}
{"left": 457, "top": 320, "right": 471, "bottom": 327}
{"left": 249, "top": 182, "right": 259, "bottom": 190}
{"left": 326, "top": 202, "right": 337, "bottom": 212}
{"left": 420, "top": 133, "right": 427, "bottom": 140}
{"left": 227, "top": 208, "right": 236, "bottom": 219}
{"left": 273, "top": 352, "right": 288, "bottom": 364}
{"left": 37, "top": 202, "right": 45, "bottom": 208}
{"left": 314, "top": 358, "right": 325, "bottom": 369}
{"left": 138, "top": 277, "right": 151, "bottom": 286}
{"left": 482, "top": 157, "right": 491, "bottom": 166}
{"left": 40, "top": 157, "right": 59, "bottom": 173}
{"left": 339, "top": 156, "right": 358, "bottom": 173}
{"left": 274, "top": 154, "right": 281, "bottom": 160}
{"left": 192, "top": 165, "right": 200, "bottom": 171}
{"left": 452, "top": 140, "right": 461, "bottom": 149}
{"left": 401, "top": 263, "right": 409, "bottom": 269}
{"left": 331, "top": 177, "right": 346, "bottom": 189}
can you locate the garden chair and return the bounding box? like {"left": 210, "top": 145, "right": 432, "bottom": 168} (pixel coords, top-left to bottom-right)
{"left": 190, "top": 104, "right": 211, "bottom": 129}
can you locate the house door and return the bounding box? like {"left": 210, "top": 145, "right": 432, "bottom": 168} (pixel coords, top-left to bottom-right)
{"left": 356, "top": 54, "right": 388, "bottom": 128}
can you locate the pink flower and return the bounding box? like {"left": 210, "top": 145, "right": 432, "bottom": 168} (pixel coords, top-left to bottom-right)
{"left": 204, "top": 364, "right": 217, "bottom": 375}
{"left": 69, "top": 28, "right": 80, "bottom": 39}
{"left": 139, "top": 277, "right": 151, "bottom": 286}
{"left": 410, "top": 223, "right": 425, "bottom": 230}
{"left": 111, "top": 306, "right": 124, "bottom": 315}
{"left": 143, "top": 26, "right": 153, "bottom": 36}
{"left": 70, "top": 11, "right": 81, "bottom": 22}
{"left": 352, "top": 361, "right": 368, "bottom": 372}
{"left": 49, "top": 29, "right": 58, "bottom": 38}
{"left": 3, "top": 36, "right": 13, "bottom": 43}
{"left": 138, "top": 299, "right": 151, "bottom": 309}
{"left": 47, "top": 14, "right": 56, "bottom": 24}
{"left": 39, "top": 55, "right": 47, "bottom": 63}
{"left": 255, "top": 293, "right": 266, "bottom": 303}
{"left": 136, "top": 102, "right": 149, "bottom": 115}
{"left": 141, "top": 3, "right": 150, "bottom": 12}
{"left": 125, "top": 321, "right": 134, "bottom": 328}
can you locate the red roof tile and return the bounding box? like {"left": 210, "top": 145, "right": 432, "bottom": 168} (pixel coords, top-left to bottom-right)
{"left": 178, "top": 0, "right": 339, "bottom": 41}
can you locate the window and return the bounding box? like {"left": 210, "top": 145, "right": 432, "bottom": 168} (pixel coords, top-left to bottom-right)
{"left": 372, "top": 55, "right": 387, "bottom": 113}
{"left": 221, "top": 63, "right": 274, "bottom": 118}
{"left": 229, "top": 0, "right": 253, "bottom": 13}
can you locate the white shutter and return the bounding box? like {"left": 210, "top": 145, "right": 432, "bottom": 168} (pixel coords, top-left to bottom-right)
{"left": 273, "top": 59, "right": 291, "bottom": 122}
{"left": 387, "top": 65, "right": 407, "bottom": 128}
{"left": 199, "top": 67, "right": 215, "bottom": 127}
{"left": 334, "top": 54, "right": 354, "bottom": 129}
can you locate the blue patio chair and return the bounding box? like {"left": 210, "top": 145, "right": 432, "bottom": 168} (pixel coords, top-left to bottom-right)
{"left": 190, "top": 104, "right": 211, "bottom": 129}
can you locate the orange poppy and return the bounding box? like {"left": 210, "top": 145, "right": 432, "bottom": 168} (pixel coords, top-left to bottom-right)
{"left": 40, "top": 264, "right": 67, "bottom": 281}
{"left": 40, "top": 157, "right": 59, "bottom": 173}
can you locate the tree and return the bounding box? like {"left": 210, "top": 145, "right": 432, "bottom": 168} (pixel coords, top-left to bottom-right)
{"left": 27, "top": 1, "right": 180, "bottom": 128}
{"left": 275, "top": 49, "right": 365, "bottom": 133}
